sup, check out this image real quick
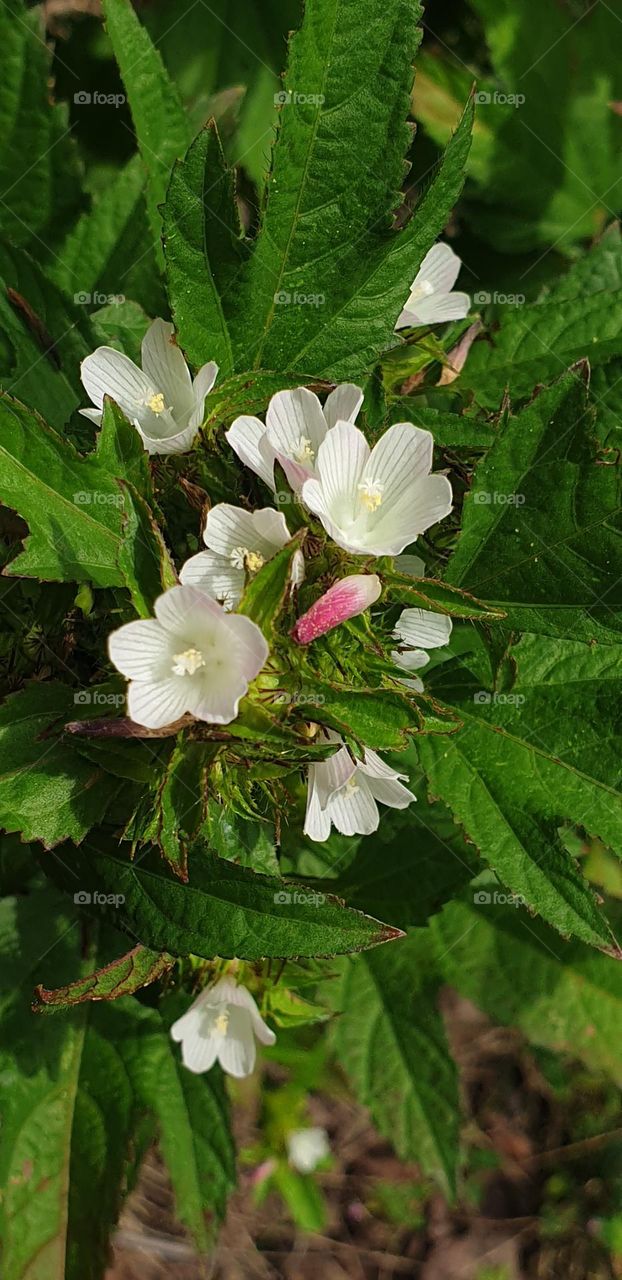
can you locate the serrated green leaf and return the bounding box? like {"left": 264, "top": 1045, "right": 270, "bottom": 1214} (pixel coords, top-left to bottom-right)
{"left": 47, "top": 840, "right": 403, "bottom": 960}
{"left": 33, "top": 944, "right": 174, "bottom": 1011}
{"left": 0, "top": 0, "right": 84, "bottom": 254}
{"left": 418, "top": 636, "right": 622, "bottom": 951}
{"left": 51, "top": 156, "right": 162, "bottom": 317}
{"left": 164, "top": 123, "right": 247, "bottom": 374}
{"left": 0, "top": 684, "right": 122, "bottom": 848}
{"left": 334, "top": 933, "right": 459, "bottom": 1196}
{"left": 446, "top": 370, "right": 622, "bottom": 642}
{"left": 153, "top": 742, "right": 206, "bottom": 880}
{"left": 382, "top": 572, "right": 506, "bottom": 621}
{"left": 102, "top": 0, "right": 190, "bottom": 258}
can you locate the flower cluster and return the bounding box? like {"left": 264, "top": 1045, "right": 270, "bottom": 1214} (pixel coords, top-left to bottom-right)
{"left": 84, "top": 246, "right": 467, "bottom": 1077}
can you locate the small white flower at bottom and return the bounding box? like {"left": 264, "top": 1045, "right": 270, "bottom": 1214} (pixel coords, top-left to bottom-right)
{"left": 304, "top": 731, "right": 415, "bottom": 841}
{"left": 108, "top": 584, "right": 268, "bottom": 729}
{"left": 287, "top": 1127, "right": 330, "bottom": 1173}
{"left": 170, "top": 975, "right": 276, "bottom": 1077}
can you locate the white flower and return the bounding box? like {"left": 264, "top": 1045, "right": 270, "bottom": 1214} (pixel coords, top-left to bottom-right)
{"left": 225, "top": 383, "right": 363, "bottom": 492}
{"left": 304, "top": 731, "right": 415, "bottom": 841}
{"left": 301, "top": 421, "right": 452, "bottom": 556}
{"left": 80, "top": 317, "right": 218, "bottom": 455}
{"left": 170, "top": 976, "right": 276, "bottom": 1077}
{"left": 108, "top": 584, "right": 268, "bottom": 729}
{"left": 395, "top": 243, "right": 471, "bottom": 330}
{"left": 179, "top": 503, "right": 303, "bottom": 610}
{"left": 392, "top": 606, "right": 453, "bottom": 691}
{"left": 287, "top": 1127, "right": 330, "bottom": 1174}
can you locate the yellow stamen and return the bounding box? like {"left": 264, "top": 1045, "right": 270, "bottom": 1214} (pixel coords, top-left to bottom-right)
{"left": 172, "top": 647, "right": 205, "bottom": 676}
{"left": 292, "top": 436, "right": 315, "bottom": 464}
{"left": 358, "top": 479, "right": 384, "bottom": 511}
{"left": 147, "top": 391, "right": 166, "bottom": 414}
{"left": 214, "top": 1010, "right": 230, "bottom": 1036}
{"left": 231, "top": 547, "right": 265, "bottom": 574}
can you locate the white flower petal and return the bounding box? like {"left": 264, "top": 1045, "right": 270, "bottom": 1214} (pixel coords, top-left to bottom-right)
{"left": 323, "top": 383, "right": 364, "bottom": 429}
{"left": 221, "top": 612, "right": 270, "bottom": 683}
{"left": 366, "top": 422, "right": 434, "bottom": 491}
{"left": 327, "top": 773, "right": 380, "bottom": 837}
{"left": 402, "top": 291, "right": 471, "bottom": 327}
{"left": 414, "top": 242, "right": 462, "bottom": 296}
{"left": 226, "top": 416, "right": 275, "bottom": 490}
{"left": 302, "top": 420, "right": 369, "bottom": 536}
{"left": 357, "top": 747, "right": 408, "bottom": 782}
{"left": 394, "top": 607, "right": 453, "bottom": 650}
{"left": 204, "top": 504, "right": 290, "bottom": 560}
{"left": 79, "top": 407, "right": 103, "bottom": 426}
{"left": 153, "top": 583, "right": 221, "bottom": 635}
{"left": 81, "top": 347, "right": 152, "bottom": 416}
{"left": 364, "top": 772, "right": 416, "bottom": 809}
{"left": 304, "top": 773, "right": 333, "bottom": 842}
{"left": 127, "top": 677, "right": 189, "bottom": 729}
{"left": 179, "top": 551, "right": 244, "bottom": 609}
{"left": 395, "top": 553, "right": 426, "bottom": 578}
{"left": 265, "top": 388, "right": 328, "bottom": 471}
{"left": 141, "top": 318, "right": 194, "bottom": 421}
{"left": 190, "top": 360, "right": 219, "bottom": 428}
{"left": 108, "top": 619, "right": 173, "bottom": 680}
{"left": 216, "top": 1006, "right": 257, "bottom": 1078}
{"left": 391, "top": 647, "right": 429, "bottom": 673}
{"left": 185, "top": 670, "right": 249, "bottom": 725}
{"left": 288, "top": 1128, "right": 330, "bottom": 1173}
{"left": 139, "top": 421, "right": 199, "bottom": 456}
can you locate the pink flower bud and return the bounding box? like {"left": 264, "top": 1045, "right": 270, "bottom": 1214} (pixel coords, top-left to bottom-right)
{"left": 292, "top": 574, "right": 381, "bottom": 645}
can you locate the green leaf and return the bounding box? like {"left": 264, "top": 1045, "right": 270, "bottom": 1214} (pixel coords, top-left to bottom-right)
{"left": 51, "top": 156, "right": 162, "bottom": 318}
{"left": 382, "top": 572, "right": 506, "bottom": 622}
{"left": 202, "top": 370, "right": 331, "bottom": 430}
{"left": 431, "top": 897, "right": 622, "bottom": 1084}
{"left": 0, "top": 394, "right": 164, "bottom": 590}
{"left": 238, "top": 532, "right": 304, "bottom": 634}
{"left": 334, "top": 932, "right": 459, "bottom": 1196}
{"left": 203, "top": 801, "right": 279, "bottom": 875}
{"left": 118, "top": 994, "right": 236, "bottom": 1252}
{"left": 418, "top": 635, "right": 622, "bottom": 951}
{"left": 0, "top": 241, "right": 97, "bottom": 430}
{"left": 332, "top": 790, "right": 478, "bottom": 928}
{"left": 164, "top": 123, "right": 247, "bottom": 374}
{"left": 446, "top": 370, "right": 622, "bottom": 643}
{"left": 236, "top": 0, "right": 423, "bottom": 371}
{"left": 0, "top": 890, "right": 234, "bottom": 1273}
{"left": 33, "top": 944, "right": 174, "bottom": 1011}
{"left": 291, "top": 683, "right": 427, "bottom": 751}
{"left": 231, "top": 0, "right": 471, "bottom": 379}
{"left": 0, "top": 684, "right": 122, "bottom": 848}
{"left": 387, "top": 401, "right": 498, "bottom": 451}
{"left": 153, "top": 742, "right": 206, "bottom": 880}
{"left": 0, "top": 0, "right": 84, "bottom": 254}
{"left": 102, "top": 0, "right": 190, "bottom": 257}
{"left": 0, "top": 893, "right": 143, "bottom": 1280}
{"left": 47, "top": 840, "right": 403, "bottom": 960}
